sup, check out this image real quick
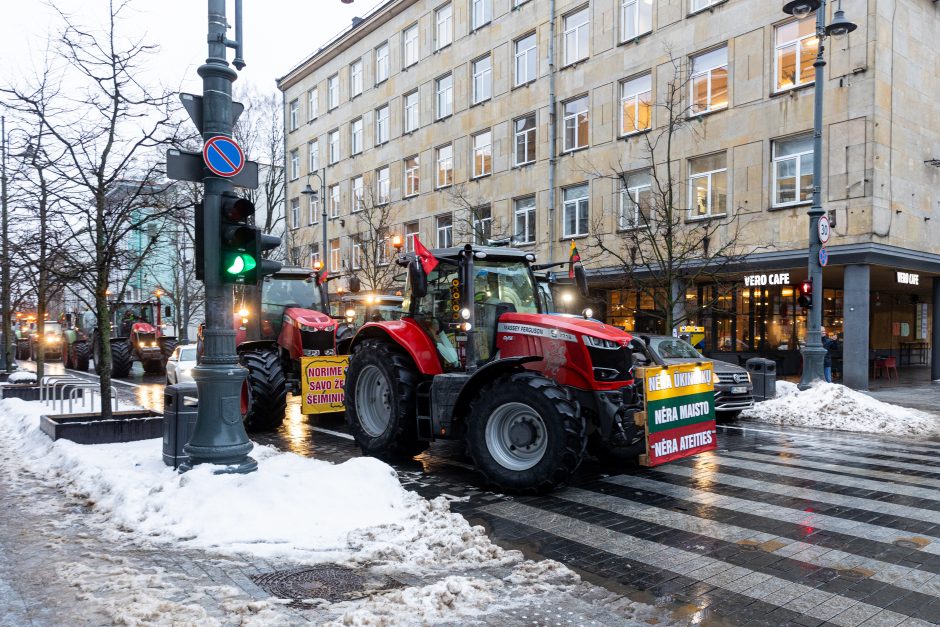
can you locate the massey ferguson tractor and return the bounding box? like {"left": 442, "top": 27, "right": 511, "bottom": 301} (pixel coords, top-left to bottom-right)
{"left": 344, "top": 244, "right": 645, "bottom": 494}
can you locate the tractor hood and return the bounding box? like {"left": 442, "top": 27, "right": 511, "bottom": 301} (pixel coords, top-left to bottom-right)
{"left": 283, "top": 307, "right": 336, "bottom": 333}
{"left": 498, "top": 312, "right": 632, "bottom": 345}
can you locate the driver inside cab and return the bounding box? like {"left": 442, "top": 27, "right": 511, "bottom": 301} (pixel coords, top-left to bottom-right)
{"left": 422, "top": 318, "right": 459, "bottom": 368}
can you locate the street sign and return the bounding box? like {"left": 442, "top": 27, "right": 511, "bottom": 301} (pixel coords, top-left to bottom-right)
{"left": 818, "top": 216, "right": 831, "bottom": 244}
{"left": 179, "top": 93, "right": 244, "bottom": 133}
{"left": 166, "top": 149, "right": 259, "bottom": 189}
{"left": 203, "top": 136, "right": 245, "bottom": 177}
{"left": 818, "top": 247, "right": 829, "bottom": 267}
{"left": 301, "top": 356, "right": 350, "bottom": 414}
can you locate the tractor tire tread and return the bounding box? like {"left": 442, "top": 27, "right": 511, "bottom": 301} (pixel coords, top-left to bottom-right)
{"left": 240, "top": 348, "right": 287, "bottom": 432}
{"left": 110, "top": 340, "right": 134, "bottom": 378}
{"left": 71, "top": 341, "right": 91, "bottom": 372}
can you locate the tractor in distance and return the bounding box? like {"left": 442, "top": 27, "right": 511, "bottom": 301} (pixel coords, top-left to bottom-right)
{"left": 27, "top": 317, "right": 65, "bottom": 362}
{"left": 344, "top": 242, "right": 646, "bottom": 494}
{"left": 13, "top": 315, "right": 35, "bottom": 360}
{"left": 333, "top": 292, "right": 405, "bottom": 355}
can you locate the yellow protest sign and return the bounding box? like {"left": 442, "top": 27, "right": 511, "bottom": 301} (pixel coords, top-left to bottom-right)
{"left": 300, "top": 355, "right": 349, "bottom": 415}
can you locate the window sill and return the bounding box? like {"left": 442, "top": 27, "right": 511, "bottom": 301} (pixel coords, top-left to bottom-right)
{"left": 470, "top": 173, "right": 491, "bottom": 181}
{"left": 620, "top": 127, "right": 651, "bottom": 141}
{"left": 289, "top": 128, "right": 299, "bottom": 134}
{"left": 511, "top": 0, "right": 531, "bottom": 10}
{"left": 688, "top": 0, "right": 729, "bottom": 18}
{"left": 513, "top": 160, "right": 536, "bottom": 169}
{"left": 770, "top": 82, "right": 815, "bottom": 99}
{"left": 375, "top": 78, "right": 388, "bottom": 87}
{"left": 561, "top": 57, "right": 589, "bottom": 71}
{"left": 769, "top": 200, "right": 812, "bottom": 211}
{"left": 404, "top": 193, "right": 419, "bottom": 200}
{"left": 470, "top": 98, "right": 491, "bottom": 109}
{"left": 403, "top": 128, "right": 419, "bottom": 136}
{"left": 433, "top": 43, "right": 452, "bottom": 54}
{"left": 686, "top": 213, "right": 727, "bottom": 223}
{"left": 561, "top": 234, "right": 589, "bottom": 242}
{"left": 688, "top": 106, "right": 727, "bottom": 120}
{"left": 435, "top": 114, "right": 453, "bottom": 124}
{"left": 307, "top": 118, "right": 317, "bottom": 125}
{"left": 617, "top": 29, "right": 652, "bottom": 47}
{"left": 511, "top": 79, "right": 537, "bottom": 92}
{"left": 435, "top": 184, "right": 453, "bottom": 191}
{"left": 469, "top": 22, "right": 491, "bottom": 34}
{"left": 561, "top": 146, "right": 589, "bottom": 156}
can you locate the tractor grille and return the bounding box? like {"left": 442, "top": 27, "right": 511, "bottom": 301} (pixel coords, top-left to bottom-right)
{"left": 587, "top": 345, "right": 633, "bottom": 382}
{"left": 301, "top": 329, "right": 335, "bottom": 357}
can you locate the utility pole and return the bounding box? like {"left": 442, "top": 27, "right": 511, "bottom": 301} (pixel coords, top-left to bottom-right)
{"left": 0, "top": 116, "right": 12, "bottom": 373}
{"left": 181, "top": 0, "right": 256, "bottom": 473}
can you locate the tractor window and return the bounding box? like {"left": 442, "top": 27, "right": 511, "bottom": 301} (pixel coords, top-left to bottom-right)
{"left": 262, "top": 278, "right": 322, "bottom": 309}
{"left": 411, "top": 261, "right": 461, "bottom": 369}
{"left": 473, "top": 260, "right": 539, "bottom": 362}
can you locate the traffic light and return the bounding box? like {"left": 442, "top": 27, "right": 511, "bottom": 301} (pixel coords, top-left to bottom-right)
{"left": 219, "top": 192, "right": 282, "bottom": 283}
{"left": 797, "top": 279, "right": 813, "bottom": 309}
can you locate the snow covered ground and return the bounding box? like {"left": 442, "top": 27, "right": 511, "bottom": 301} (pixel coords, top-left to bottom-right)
{"left": 741, "top": 381, "right": 940, "bottom": 437}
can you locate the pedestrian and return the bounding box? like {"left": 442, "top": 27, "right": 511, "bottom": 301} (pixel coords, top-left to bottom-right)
{"left": 821, "top": 326, "right": 835, "bottom": 383}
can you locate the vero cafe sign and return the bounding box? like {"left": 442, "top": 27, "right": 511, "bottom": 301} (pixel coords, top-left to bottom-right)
{"left": 743, "top": 272, "right": 790, "bottom": 287}
{"left": 636, "top": 363, "right": 717, "bottom": 466}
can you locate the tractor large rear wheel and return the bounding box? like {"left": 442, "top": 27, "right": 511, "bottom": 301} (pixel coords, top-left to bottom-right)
{"left": 345, "top": 339, "right": 428, "bottom": 460}
{"left": 466, "top": 372, "right": 586, "bottom": 494}
{"left": 70, "top": 341, "right": 91, "bottom": 372}
{"left": 239, "top": 348, "right": 287, "bottom": 431}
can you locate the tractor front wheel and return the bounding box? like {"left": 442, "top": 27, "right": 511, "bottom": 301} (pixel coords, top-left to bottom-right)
{"left": 239, "top": 348, "right": 287, "bottom": 431}
{"left": 70, "top": 341, "right": 91, "bottom": 372}
{"left": 467, "top": 372, "right": 586, "bottom": 494}
{"left": 345, "top": 339, "right": 428, "bottom": 460}
{"left": 159, "top": 337, "right": 178, "bottom": 364}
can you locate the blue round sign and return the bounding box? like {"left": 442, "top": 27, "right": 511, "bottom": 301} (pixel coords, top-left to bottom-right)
{"left": 818, "top": 247, "right": 829, "bottom": 267}
{"left": 203, "top": 135, "right": 245, "bottom": 177}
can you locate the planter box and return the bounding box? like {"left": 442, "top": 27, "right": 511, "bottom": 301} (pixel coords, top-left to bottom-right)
{"left": 2, "top": 385, "right": 83, "bottom": 402}
{"left": 40, "top": 410, "right": 163, "bottom": 444}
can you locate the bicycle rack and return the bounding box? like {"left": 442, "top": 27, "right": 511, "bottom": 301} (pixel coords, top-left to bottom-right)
{"left": 40, "top": 376, "right": 86, "bottom": 404}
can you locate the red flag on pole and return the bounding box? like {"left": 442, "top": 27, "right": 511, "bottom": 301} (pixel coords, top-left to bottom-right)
{"left": 568, "top": 240, "right": 581, "bottom": 279}
{"left": 317, "top": 268, "right": 329, "bottom": 285}
{"left": 413, "top": 235, "right": 439, "bottom": 275}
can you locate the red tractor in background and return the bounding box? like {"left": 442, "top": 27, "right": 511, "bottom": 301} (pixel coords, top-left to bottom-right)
{"left": 344, "top": 244, "right": 646, "bottom": 494}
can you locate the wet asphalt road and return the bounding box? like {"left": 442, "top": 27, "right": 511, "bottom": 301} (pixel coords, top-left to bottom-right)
{"left": 23, "top": 360, "right": 940, "bottom": 627}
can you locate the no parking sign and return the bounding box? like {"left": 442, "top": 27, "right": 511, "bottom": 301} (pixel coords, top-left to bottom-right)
{"left": 202, "top": 135, "right": 245, "bottom": 177}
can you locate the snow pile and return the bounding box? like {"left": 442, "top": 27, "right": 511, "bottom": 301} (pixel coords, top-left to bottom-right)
{"left": 7, "top": 370, "right": 37, "bottom": 384}
{"left": 742, "top": 382, "right": 939, "bottom": 436}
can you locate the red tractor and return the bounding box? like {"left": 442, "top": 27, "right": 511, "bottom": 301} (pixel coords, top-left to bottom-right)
{"left": 344, "top": 244, "right": 645, "bottom": 494}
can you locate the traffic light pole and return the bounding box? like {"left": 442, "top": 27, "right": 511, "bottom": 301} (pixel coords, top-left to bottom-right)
{"left": 181, "top": 0, "right": 256, "bottom": 473}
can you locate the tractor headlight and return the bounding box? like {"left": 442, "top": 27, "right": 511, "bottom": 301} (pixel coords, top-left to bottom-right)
{"left": 460, "top": 308, "right": 471, "bottom": 320}
{"left": 582, "top": 308, "right": 593, "bottom": 319}
{"left": 345, "top": 309, "right": 356, "bottom": 319}
{"left": 584, "top": 335, "right": 619, "bottom": 350}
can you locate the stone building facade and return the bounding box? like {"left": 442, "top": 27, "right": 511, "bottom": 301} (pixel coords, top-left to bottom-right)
{"left": 278, "top": 0, "right": 940, "bottom": 389}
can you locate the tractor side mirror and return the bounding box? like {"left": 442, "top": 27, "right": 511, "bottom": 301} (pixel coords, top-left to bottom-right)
{"left": 574, "top": 264, "right": 588, "bottom": 298}
{"left": 408, "top": 260, "right": 427, "bottom": 299}
{"left": 348, "top": 276, "right": 362, "bottom": 293}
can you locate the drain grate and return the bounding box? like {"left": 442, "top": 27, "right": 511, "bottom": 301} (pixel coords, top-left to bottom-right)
{"left": 250, "top": 565, "right": 402, "bottom": 608}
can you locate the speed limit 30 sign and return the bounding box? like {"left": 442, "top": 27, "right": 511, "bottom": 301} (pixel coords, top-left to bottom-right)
{"left": 818, "top": 216, "right": 831, "bottom": 244}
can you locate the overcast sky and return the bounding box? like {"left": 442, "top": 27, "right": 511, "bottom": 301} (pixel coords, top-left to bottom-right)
{"left": 1, "top": 0, "right": 383, "bottom": 105}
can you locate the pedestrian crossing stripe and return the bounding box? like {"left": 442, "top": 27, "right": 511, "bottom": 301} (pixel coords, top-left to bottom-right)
{"left": 754, "top": 444, "right": 940, "bottom": 477}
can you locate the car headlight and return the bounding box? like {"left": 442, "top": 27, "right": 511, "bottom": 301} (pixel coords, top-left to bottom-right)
{"left": 181, "top": 368, "right": 192, "bottom": 377}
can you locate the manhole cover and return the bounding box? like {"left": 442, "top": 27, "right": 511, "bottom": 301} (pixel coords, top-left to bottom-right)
{"left": 250, "top": 565, "right": 401, "bottom": 607}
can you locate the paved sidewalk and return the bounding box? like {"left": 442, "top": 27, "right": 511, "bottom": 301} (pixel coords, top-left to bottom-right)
{"left": 864, "top": 380, "right": 940, "bottom": 418}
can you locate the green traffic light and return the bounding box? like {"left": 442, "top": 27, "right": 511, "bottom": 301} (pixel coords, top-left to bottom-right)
{"left": 225, "top": 253, "right": 258, "bottom": 275}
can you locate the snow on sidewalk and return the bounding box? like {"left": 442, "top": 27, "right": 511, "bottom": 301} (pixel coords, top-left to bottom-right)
{"left": 741, "top": 381, "right": 940, "bottom": 437}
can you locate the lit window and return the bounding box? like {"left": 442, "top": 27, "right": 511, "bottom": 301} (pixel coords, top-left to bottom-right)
{"left": 290, "top": 197, "right": 300, "bottom": 228}
{"left": 775, "top": 16, "right": 817, "bottom": 91}
{"left": 403, "top": 24, "right": 419, "bottom": 67}
{"left": 308, "top": 140, "right": 319, "bottom": 172}
{"left": 471, "top": 0, "right": 491, "bottom": 30}
{"left": 328, "top": 130, "right": 340, "bottom": 164}
{"left": 690, "top": 47, "right": 728, "bottom": 115}
{"left": 405, "top": 221, "right": 420, "bottom": 252}
{"left": 436, "top": 74, "right": 453, "bottom": 119}
{"left": 514, "top": 33, "right": 537, "bottom": 86}
{"left": 688, "top": 153, "right": 727, "bottom": 218}
{"left": 375, "top": 105, "right": 390, "bottom": 144}
{"left": 350, "top": 118, "right": 363, "bottom": 155}
{"left": 404, "top": 156, "right": 420, "bottom": 197}
{"left": 327, "top": 75, "right": 339, "bottom": 110}
{"left": 375, "top": 43, "right": 390, "bottom": 83}
{"left": 436, "top": 144, "right": 453, "bottom": 188}
{"left": 563, "top": 8, "right": 589, "bottom": 65}
{"left": 563, "top": 96, "right": 589, "bottom": 152}
{"left": 404, "top": 91, "right": 419, "bottom": 133}
{"left": 376, "top": 166, "right": 390, "bottom": 204}
{"left": 563, "top": 184, "right": 589, "bottom": 237}
{"left": 288, "top": 100, "right": 298, "bottom": 131}
{"left": 772, "top": 135, "right": 814, "bottom": 206}
{"left": 436, "top": 3, "right": 453, "bottom": 49}
{"left": 620, "top": 73, "right": 652, "bottom": 135}
{"left": 472, "top": 55, "right": 492, "bottom": 104}
{"left": 352, "top": 175, "right": 364, "bottom": 212}
{"left": 621, "top": 0, "right": 652, "bottom": 41}
{"left": 514, "top": 113, "right": 536, "bottom": 166}
{"left": 514, "top": 196, "right": 536, "bottom": 244}
{"left": 472, "top": 131, "right": 492, "bottom": 178}
{"left": 436, "top": 214, "right": 453, "bottom": 248}
{"left": 329, "top": 184, "right": 340, "bottom": 218}
{"left": 290, "top": 149, "right": 300, "bottom": 180}
{"left": 308, "top": 88, "right": 318, "bottom": 120}
{"left": 473, "top": 206, "right": 492, "bottom": 244}
{"left": 619, "top": 170, "right": 652, "bottom": 229}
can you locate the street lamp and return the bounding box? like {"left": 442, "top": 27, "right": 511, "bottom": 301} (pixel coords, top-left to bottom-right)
{"left": 781, "top": 0, "right": 856, "bottom": 388}
{"left": 301, "top": 170, "right": 328, "bottom": 275}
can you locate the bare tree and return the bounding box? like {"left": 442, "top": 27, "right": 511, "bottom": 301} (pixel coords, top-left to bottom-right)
{"left": 447, "top": 183, "right": 510, "bottom": 245}
{"left": 347, "top": 182, "right": 401, "bottom": 293}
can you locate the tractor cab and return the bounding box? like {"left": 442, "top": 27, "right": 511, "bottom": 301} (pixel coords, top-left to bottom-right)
{"left": 235, "top": 266, "right": 328, "bottom": 345}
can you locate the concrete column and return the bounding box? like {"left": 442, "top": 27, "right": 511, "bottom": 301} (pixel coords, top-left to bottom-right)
{"left": 843, "top": 265, "right": 870, "bottom": 390}
{"left": 932, "top": 277, "right": 940, "bottom": 382}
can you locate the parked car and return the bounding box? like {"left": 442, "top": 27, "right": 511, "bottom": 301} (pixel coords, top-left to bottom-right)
{"left": 632, "top": 334, "right": 755, "bottom": 419}
{"left": 165, "top": 344, "right": 197, "bottom": 385}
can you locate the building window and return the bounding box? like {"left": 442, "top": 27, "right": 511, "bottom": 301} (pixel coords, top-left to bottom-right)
{"left": 403, "top": 24, "right": 419, "bottom": 67}
{"left": 375, "top": 42, "right": 390, "bottom": 84}
{"left": 690, "top": 46, "right": 728, "bottom": 115}
{"left": 620, "top": 170, "right": 652, "bottom": 229}
{"left": 405, "top": 221, "right": 420, "bottom": 252}
{"left": 472, "top": 130, "right": 492, "bottom": 178}
{"left": 289, "top": 149, "right": 300, "bottom": 180}
{"left": 352, "top": 175, "right": 364, "bottom": 212}
{"left": 288, "top": 99, "right": 298, "bottom": 131}
{"left": 620, "top": 73, "right": 652, "bottom": 135}
{"left": 472, "top": 55, "right": 492, "bottom": 104}
{"left": 514, "top": 113, "right": 536, "bottom": 166}
{"left": 563, "top": 96, "right": 589, "bottom": 152}
{"left": 772, "top": 135, "right": 814, "bottom": 207}
{"left": 471, "top": 0, "right": 491, "bottom": 30}
{"left": 473, "top": 206, "right": 492, "bottom": 244}
{"left": 436, "top": 214, "right": 453, "bottom": 248}
{"left": 688, "top": 153, "right": 727, "bottom": 218}
{"left": 350, "top": 118, "right": 363, "bottom": 155}
{"left": 404, "top": 90, "right": 419, "bottom": 133}
{"left": 290, "top": 197, "right": 300, "bottom": 228}
{"left": 564, "top": 7, "right": 589, "bottom": 65}
{"left": 436, "top": 144, "right": 453, "bottom": 188}
{"left": 436, "top": 3, "right": 453, "bottom": 49}
{"left": 329, "top": 238, "right": 341, "bottom": 273}
{"left": 327, "top": 75, "right": 339, "bottom": 110}
{"left": 514, "top": 196, "right": 536, "bottom": 244}
{"left": 309, "top": 244, "right": 320, "bottom": 267}
{"left": 352, "top": 239, "right": 363, "bottom": 269}
{"left": 621, "top": 0, "right": 652, "bottom": 41}
{"left": 376, "top": 166, "right": 390, "bottom": 204}
{"left": 514, "top": 33, "right": 537, "bottom": 86}
{"left": 309, "top": 194, "right": 320, "bottom": 225}
{"left": 308, "top": 88, "right": 318, "bottom": 121}
{"left": 350, "top": 59, "right": 363, "bottom": 97}
{"left": 328, "top": 130, "right": 340, "bottom": 164}
{"left": 375, "top": 104, "right": 390, "bottom": 144}
{"left": 308, "top": 140, "right": 319, "bottom": 172}
{"left": 691, "top": 0, "right": 721, "bottom": 12}
{"left": 563, "top": 184, "right": 589, "bottom": 238}
{"left": 404, "top": 155, "right": 420, "bottom": 197}
{"left": 775, "top": 16, "right": 817, "bottom": 92}
{"left": 436, "top": 74, "right": 453, "bottom": 119}
{"left": 329, "top": 184, "right": 340, "bottom": 218}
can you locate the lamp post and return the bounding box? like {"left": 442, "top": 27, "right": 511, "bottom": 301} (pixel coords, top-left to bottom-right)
{"left": 301, "top": 170, "right": 328, "bottom": 274}
{"left": 781, "top": 0, "right": 855, "bottom": 389}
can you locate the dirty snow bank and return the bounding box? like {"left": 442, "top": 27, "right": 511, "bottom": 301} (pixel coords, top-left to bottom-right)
{"left": 741, "top": 381, "right": 939, "bottom": 436}
{"left": 6, "top": 370, "right": 37, "bottom": 384}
